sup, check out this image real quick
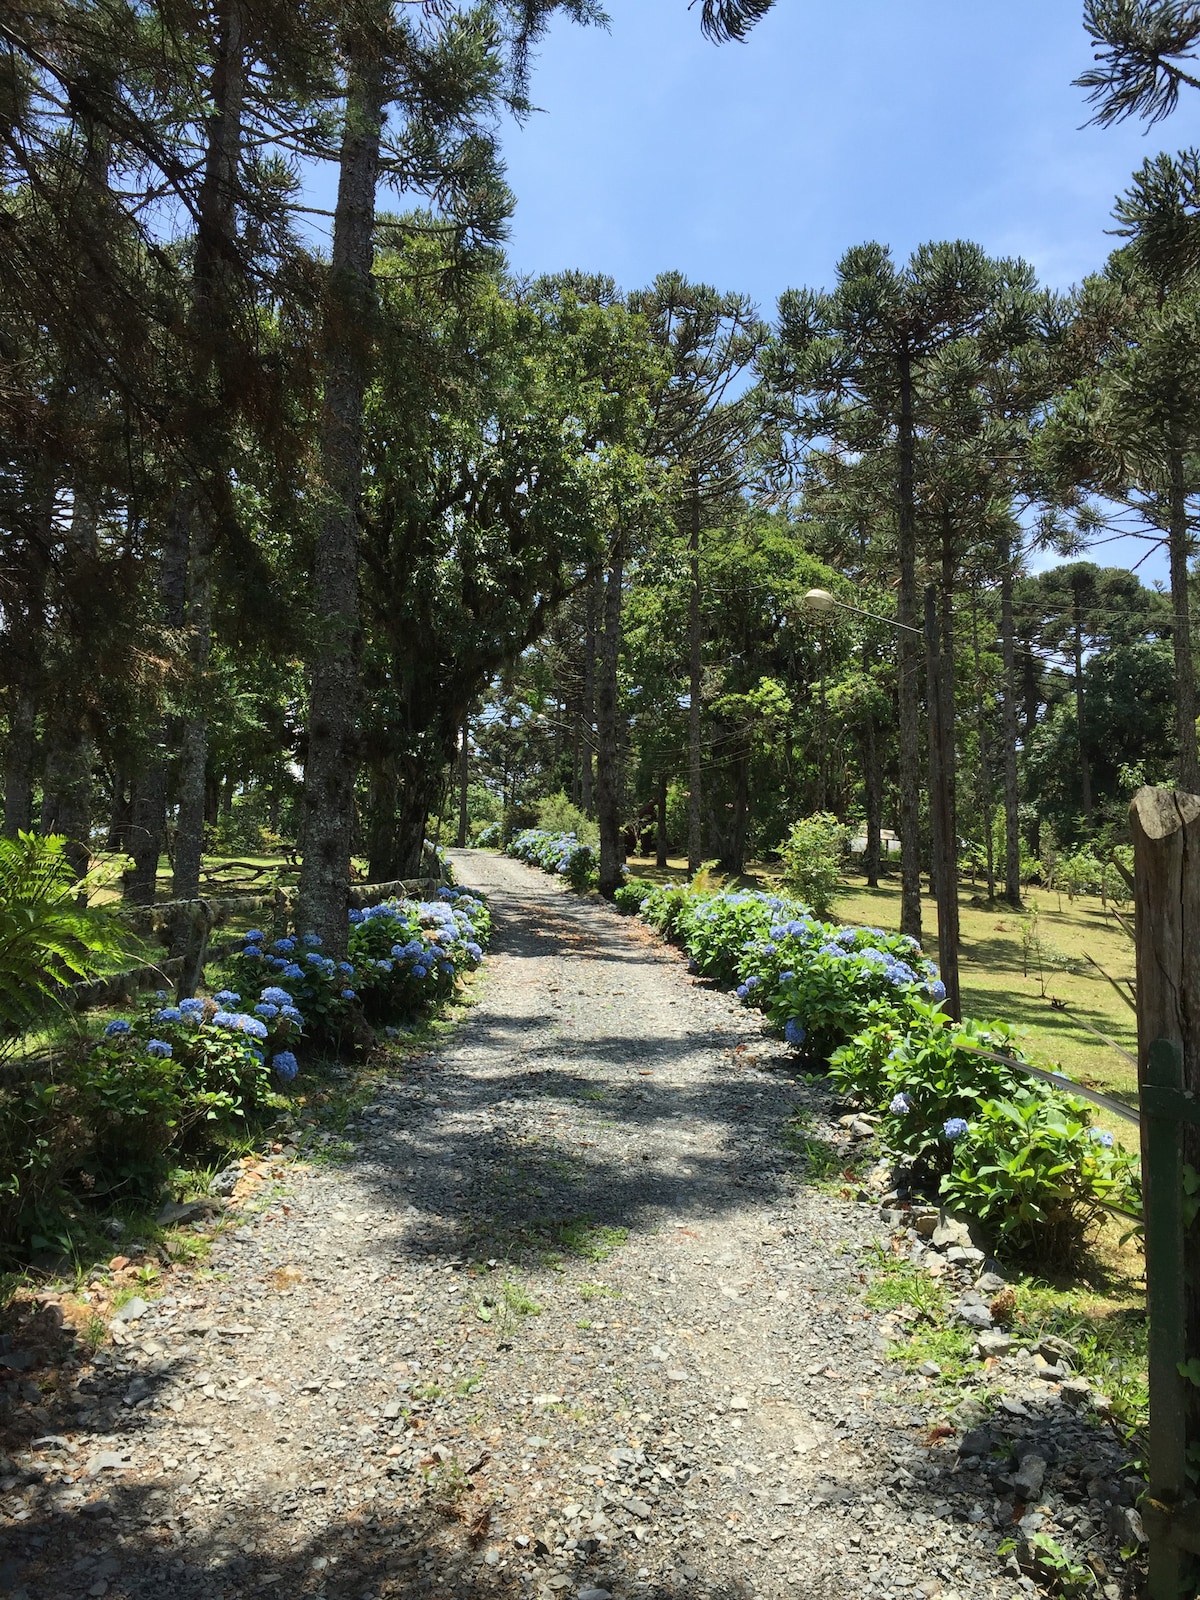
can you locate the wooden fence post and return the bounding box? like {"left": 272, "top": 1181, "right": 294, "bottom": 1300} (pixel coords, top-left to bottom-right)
{"left": 1131, "top": 786, "right": 1200, "bottom": 1596}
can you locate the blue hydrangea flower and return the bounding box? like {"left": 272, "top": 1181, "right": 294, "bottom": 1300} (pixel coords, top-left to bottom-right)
{"left": 889, "top": 1094, "right": 913, "bottom": 1115}
{"left": 943, "top": 1117, "right": 969, "bottom": 1141}
{"left": 154, "top": 1006, "right": 183, "bottom": 1024}
{"left": 146, "top": 1038, "right": 173, "bottom": 1058}
{"left": 466, "top": 942, "right": 482, "bottom": 960}
{"left": 273, "top": 938, "right": 296, "bottom": 954}
{"left": 213, "top": 990, "right": 240, "bottom": 1006}
{"left": 337, "top": 961, "right": 354, "bottom": 974}
{"left": 243, "top": 929, "right": 265, "bottom": 943}
{"left": 735, "top": 983, "right": 749, "bottom": 999}
{"left": 242, "top": 944, "right": 264, "bottom": 958}
{"left": 349, "top": 909, "right": 364, "bottom": 924}
{"left": 413, "top": 966, "right": 428, "bottom": 980}
{"left": 254, "top": 1003, "right": 279, "bottom": 1019}
{"left": 376, "top": 960, "right": 393, "bottom": 973}
{"left": 1089, "top": 1129, "right": 1115, "bottom": 1148}
{"left": 280, "top": 1005, "right": 303, "bottom": 1024}
{"left": 104, "top": 1019, "right": 132, "bottom": 1037}
{"left": 341, "top": 989, "right": 357, "bottom": 1001}
{"left": 153, "top": 989, "right": 169, "bottom": 1002}
{"left": 302, "top": 933, "right": 323, "bottom": 947}
{"left": 179, "top": 998, "right": 205, "bottom": 1017}
{"left": 928, "top": 979, "right": 947, "bottom": 1002}
{"left": 887, "top": 961, "right": 917, "bottom": 987}
{"left": 234, "top": 1015, "right": 269, "bottom": 1039}
{"left": 273, "top": 1050, "right": 299, "bottom": 1082}
{"left": 744, "top": 975, "right": 761, "bottom": 990}
{"left": 784, "top": 1019, "right": 807, "bottom": 1047}
{"left": 259, "top": 986, "right": 292, "bottom": 1005}
{"left": 282, "top": 963, "right": 305, "bottom": 979}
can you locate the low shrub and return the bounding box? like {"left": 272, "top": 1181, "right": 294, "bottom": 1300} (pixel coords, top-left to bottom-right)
{"left": 613, "top": 878, "right": 655, "bottom": 914}
{"left": 507, "top": 828, "right": 599, "bottom": 891}
{"left": 534, "top": 792, "right": 599, "bottom": 846}
{"left": 777, "top": 812, "right": 847, "bottom": 918}
{"left": 640, "top": 881, "right": 692, "bottom": 940}
{"left": 347, "top": 890, "right": 489, "bottom": 1021}
{"left": 0, "top": 884, "right": 492, "bottom": 1266}
{"left": 472, "top": 821, "right": 502, "bottom": 848}
{"left": 620, "top": 878, "right": 1141, "bottom": 1263}
{"left": 941, "top": 1091, "right": 1140, "bottom": 1260}
{"left": 831, "top": 1006, "right": 1141, "bottom": 1262}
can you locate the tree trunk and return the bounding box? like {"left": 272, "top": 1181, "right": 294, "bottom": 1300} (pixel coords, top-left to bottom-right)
{"left": 456, "top": 712, "right": 470, "bottom": 847}
{"left": 106, "top": 772, "right": 132, "bottom": 852}
{"left": 298, "top": 31, "right": 386, "bottom": 952}
{"left": 595, "top": 538, "right": 625, "bottom": 897}
{"left": 940, "top": 516, "right": 958, "bottom": 891}
{"left": 173, "top": 520, "right": 214, "bottom": 898}
{"left": 40, "top": 479, "right": 101, "bottom": 878}
{"left": 970, "top": 593, "right": 995, "bottom": 902}
{"left": 393, "top": 760, "right": 443, "bottom": 879}
{"left": 125, "top": 490, "right": 191, "bottom": 904}
{"left": 656, "top": 771, "right": 669, "bottom": 869}
{"left": 863, "top": 716, "right": 882, "bottom": 889}
{"left": 925, "top": 582, "right": 960, "bottom": 1020}
{"left": 1072, "top": 589, "right": 1093, "bottom": 829}
{"left": 365, "top": 753, "right": 398, "bottom": 882}
{"left": 173, "top": 1, "right": 245, "bottom": 898}
{"left": 581, "top": 570, "right": 598, "bottom": 816}
{"left": 1169, "top": 444, "right": 1200, "bottom": 792}
{"left": 896, "top": 350, "right": 923, "bottom": 940}
{"left": 1129, "top": 785, "right": 1200, "bottom": 1600}
{"left": 722, "top": 744, "right": 751, "bottom": 877}
{"left": 1000, "top": 558, "right": 1023, "bottom": 908}
{"left": 3, "top": 468, "right": 54, "bottom": 836}
{"left": 128, "top": 2, "right": 247, "bottom": 902}
{"left": 38, "top": 110, "right": 110, "bottom": 878}
{"left": 687, "top": 478, "right": 704, "bottom": 874}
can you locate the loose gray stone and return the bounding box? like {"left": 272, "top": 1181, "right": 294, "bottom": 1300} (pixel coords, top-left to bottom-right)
{"left": 111, "top": 1297, "right": 149, "bottom": 1324}
{"left": 1012, "top": 1455, "right": 1046, "bottom": 1499}
{"left": 976, "top": 1331, "right": 1012, "bottom": 1358}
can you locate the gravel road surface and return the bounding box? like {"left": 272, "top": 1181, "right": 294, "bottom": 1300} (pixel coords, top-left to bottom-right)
{"left": 1, "top": 851, "right": 1138, "bottom": 1600}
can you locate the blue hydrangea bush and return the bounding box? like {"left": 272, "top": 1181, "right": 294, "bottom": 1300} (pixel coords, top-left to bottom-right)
{"left": 625, "top": 880, "right": 1139, "bottom": 1262}
{"left": 507, "top": 829, "right": 598, "bottom": 892}
{"left": 831, "top": 994, "right": 1141, "bottom": 1262}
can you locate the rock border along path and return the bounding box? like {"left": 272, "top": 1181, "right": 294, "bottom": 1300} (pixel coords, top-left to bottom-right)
{"left": 2, "top": 850, "right": 1137, "bottom": 1600}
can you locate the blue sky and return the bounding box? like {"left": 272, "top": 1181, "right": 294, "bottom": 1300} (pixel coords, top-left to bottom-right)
{"left": 501, "top": 1, "right": 1188, "bottom": 304}
{"left": 497, "top": 1, "right": 1197, "bottom": 582}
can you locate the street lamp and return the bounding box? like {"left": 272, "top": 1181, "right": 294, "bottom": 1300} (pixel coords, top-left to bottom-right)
{"left": 801, "top": 586, "right": 960, "bottom": 1021}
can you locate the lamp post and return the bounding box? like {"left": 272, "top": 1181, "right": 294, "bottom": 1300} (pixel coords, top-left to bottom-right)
{"left": 802, "top": 587, "right": 961, "bottom": 1020}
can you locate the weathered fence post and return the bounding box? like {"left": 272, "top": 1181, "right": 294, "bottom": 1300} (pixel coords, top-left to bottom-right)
{"left": 1131, "top": 786, "right": 1200, "bottom": 1596}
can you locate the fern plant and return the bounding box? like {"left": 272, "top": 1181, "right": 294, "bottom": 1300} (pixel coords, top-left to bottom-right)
{"left": 0, "top": 832, "right": 131, "bottom": 1049}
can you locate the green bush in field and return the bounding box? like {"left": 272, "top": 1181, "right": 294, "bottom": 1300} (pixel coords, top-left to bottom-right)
{"left": 613, "top": 878, "right": 655, "bottom": 914}
{"left": 534, "top": 792, "right": 599, "bottom": 846}
{"left": 830, "top": 1005, "right": 1140, "bottom": 1263}
{"left": 941, "top": 1091, "right": 1140, "bottom": 1261}
{"left": 777, "top": 813, "right": 847, "bottom": 918}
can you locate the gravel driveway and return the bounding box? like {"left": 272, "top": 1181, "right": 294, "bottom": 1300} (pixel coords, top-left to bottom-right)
{"left": 1, "top": 850, "right": 1137, "bottom": 1600}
